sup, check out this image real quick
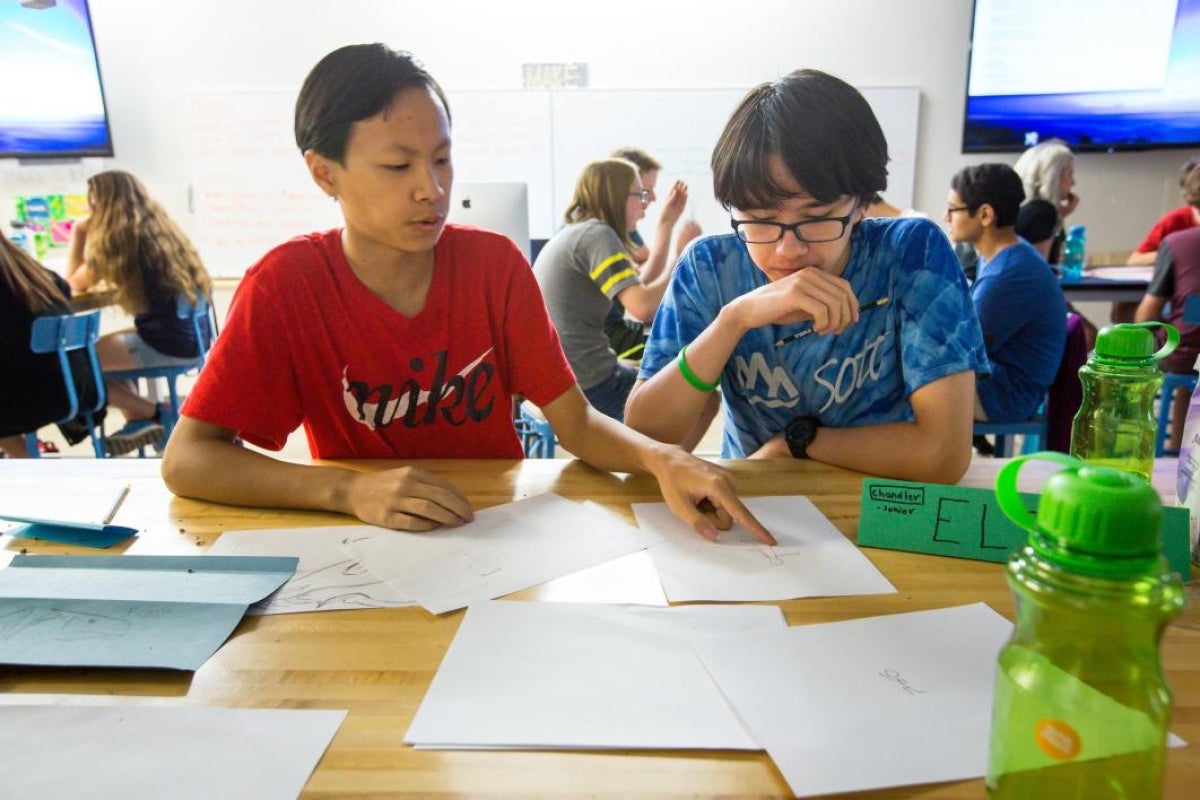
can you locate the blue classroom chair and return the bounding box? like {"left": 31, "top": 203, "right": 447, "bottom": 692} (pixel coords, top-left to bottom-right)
{"left": 1154, "top": 295, "right": 1200, "bottom": 456}
{"left": 23, "top": 310, "right": 107, "bottom": 458}
{"left": 102, "top": 294, "right": 215, "bottom": 448}
{"left": 973, "top": 413, "right": 1047, "bottom": 458}
{"left": 515, "top": 400, "right": 556, "bottom": 458}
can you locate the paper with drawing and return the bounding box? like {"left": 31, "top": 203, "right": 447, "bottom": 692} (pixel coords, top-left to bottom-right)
{"left": 208, "top": 526, "right": 411, "bottom": 614}
{"left": 0, "top": 554, "right": 296, "bottom": 670}
{"left": 693, "top": 603, "right": 1013, "bottom": 797}
{"left": 632, "top": 495, "right": 895, "bottom": 601}
{"left": 341, "top": 493, "right": 645, "bottom": 614}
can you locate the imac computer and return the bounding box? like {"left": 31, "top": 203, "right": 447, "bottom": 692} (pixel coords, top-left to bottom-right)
{"left": 446, "top": 182, "right": 532, "bottom": 261}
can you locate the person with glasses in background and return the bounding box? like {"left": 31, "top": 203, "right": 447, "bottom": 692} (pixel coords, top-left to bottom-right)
{"left": 625, "top": 69, "right": 988, "bottom": 484}
{"left": 604, "top": 147, "right": 702, "bottom": 361}
{"left": 534, "top": 158, "right": 684, "bottom": 424}
{"left": 944, "top": 164, "right": 1065, "bottom": 428}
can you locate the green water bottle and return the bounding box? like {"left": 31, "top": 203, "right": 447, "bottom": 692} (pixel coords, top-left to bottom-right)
{"left": 1070, "top": 322, "right": 1179, "bottom": 481}
{"left": 987, "top": 452, "right": 1185, "bottom": 798}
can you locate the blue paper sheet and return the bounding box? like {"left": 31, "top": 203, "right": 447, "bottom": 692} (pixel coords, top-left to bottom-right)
{"left": 7, "top": 522, "right": 136, "bottom": 548}
{"left": 0, "top": 554, "right": 297, "bottom": 670}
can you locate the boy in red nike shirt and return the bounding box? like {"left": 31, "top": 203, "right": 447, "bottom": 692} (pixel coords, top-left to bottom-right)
{"left": 163, "top": 43, "right": 769, "bottom": 544}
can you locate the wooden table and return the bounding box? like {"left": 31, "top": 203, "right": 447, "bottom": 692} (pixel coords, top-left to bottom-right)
{"left": 2, "top": 458, "right": 1197, "bottom": 799}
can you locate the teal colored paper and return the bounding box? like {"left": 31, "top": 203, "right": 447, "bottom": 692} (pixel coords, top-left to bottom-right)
{"left": 8, "top": 523, "right": 136, "bottom": 548}
{"left": 858, "top": 479, "right": 1191, "bottom": 579}
{"left": 0, "top": 555, "right": 297, "bottom": 670}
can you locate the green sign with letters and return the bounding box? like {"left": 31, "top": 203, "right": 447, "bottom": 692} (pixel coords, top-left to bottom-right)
{"left": 858, "top": 478, "right": 1192, "bottom": 579}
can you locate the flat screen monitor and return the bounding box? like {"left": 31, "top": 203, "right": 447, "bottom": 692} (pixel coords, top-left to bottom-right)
{"left": 0, "top": 0, "right": 114, "bottom": 160}
{"left": 446, "top": 182, "right": 532, "bottom": 261}
{"left": 963, "top": 0, "right": 1200, "bottom": 153}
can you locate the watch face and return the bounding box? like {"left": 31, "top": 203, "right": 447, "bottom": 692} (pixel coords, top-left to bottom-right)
{"left": 786, "top": 417, "right": 816, "bottom": 459}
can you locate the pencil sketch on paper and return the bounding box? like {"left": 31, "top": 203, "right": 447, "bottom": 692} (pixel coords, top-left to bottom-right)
{"left": 254, "top": 556, "right": 410, "bottom": 614}
{"left": 208, "top": 529, "right": 412, "bottom": 615}
{"left": 0, "top": 606, "right": 130, "bottom": 642}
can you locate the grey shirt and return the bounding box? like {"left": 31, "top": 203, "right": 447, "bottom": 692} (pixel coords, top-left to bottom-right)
{"left": 533, "top": 219, "right": 641, "bottom": 390}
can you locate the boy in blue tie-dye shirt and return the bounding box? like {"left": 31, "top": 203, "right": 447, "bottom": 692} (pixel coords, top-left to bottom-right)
{"left": 626, "top": 69, "right": 988, "bottom": 484}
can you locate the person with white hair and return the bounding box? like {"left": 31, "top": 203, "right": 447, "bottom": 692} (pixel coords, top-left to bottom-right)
{"left": 1013, "top": 138, "right": 1078, "bottom": 265}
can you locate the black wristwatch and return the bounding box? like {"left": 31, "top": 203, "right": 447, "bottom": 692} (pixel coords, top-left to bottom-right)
{"left": 784, "top": 416, "right": 820, "bottom": 459}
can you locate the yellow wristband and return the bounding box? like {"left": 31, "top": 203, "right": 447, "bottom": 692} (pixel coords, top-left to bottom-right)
{"left": 677, "top": 344, "right": 719, "bottom": 392}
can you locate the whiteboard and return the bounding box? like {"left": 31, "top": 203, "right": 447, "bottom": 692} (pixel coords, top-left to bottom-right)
{"left": 186, "top": 93, "right": 342, "bottom": 277}
{"left": 186, "top": 86, "right": 918, "bottom": 277}
{"left": 551, "top": 87, "right": 919, "bottom": 242}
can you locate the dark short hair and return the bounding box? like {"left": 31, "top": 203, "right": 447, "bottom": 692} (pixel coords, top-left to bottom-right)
{"left": 711, "top": 69, "right": 888, "bottom": 210}
{"left": 950, "top": 163, "right": 1025, "bottom": 227}
{"left": 1015, "top": 199, "right": 1059, "bottom": 244}
{"left": 294, "top": 43, "right": 450, "bottom": 163}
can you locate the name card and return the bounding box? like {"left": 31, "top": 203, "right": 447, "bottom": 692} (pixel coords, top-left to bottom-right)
{"left": 858, "top": 479, "right": 1192, "bottom": 579}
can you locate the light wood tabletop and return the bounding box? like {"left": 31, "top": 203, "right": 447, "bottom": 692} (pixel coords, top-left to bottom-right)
{"left": 1, "top": 457, "right": 1197, "bottom": 799}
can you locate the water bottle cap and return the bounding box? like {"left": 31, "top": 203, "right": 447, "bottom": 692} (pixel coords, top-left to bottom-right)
{"left": 996, "top": 453, "right": 1163, "bottom": 578}
{"left": 1093, "top": 322, "right": 1179, "bottom": 362}
{"left": 1067, "top": 225, "right": 1086, "bottom": 238}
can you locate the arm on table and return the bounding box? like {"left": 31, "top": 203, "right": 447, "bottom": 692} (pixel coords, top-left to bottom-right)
{"left": 161, "top": 416, "right": 474, "bottom": 531}
{"left": 541, "top": 385, "right": 772, "bottom": 544}
{"left": 750, "top": 371, "right": 977, "bottom": 485}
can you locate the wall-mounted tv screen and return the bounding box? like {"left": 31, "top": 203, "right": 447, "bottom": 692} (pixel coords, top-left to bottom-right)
{"left": 963, "top": 0, "right": 1200, "bottom": 153}
{"left": 0, "top": 0, "right": 113, "bottom": 160}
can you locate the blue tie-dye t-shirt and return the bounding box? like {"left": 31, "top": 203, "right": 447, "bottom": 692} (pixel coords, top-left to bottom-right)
{"left": 639, "top": 216, "right": 989, "bottom": 458}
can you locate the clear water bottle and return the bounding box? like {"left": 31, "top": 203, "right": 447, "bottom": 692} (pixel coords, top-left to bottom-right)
{"left": 1069, "top": 322, "right": 1179, "bottom": 482}
{"left": 1061, "top": 225, "right": 1086, "bottom": 283}
{"left": 987, "top": 452, "right": 1185, "bottom": 799}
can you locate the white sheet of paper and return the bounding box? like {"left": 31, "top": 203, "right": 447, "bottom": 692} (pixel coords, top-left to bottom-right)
{"left": 208, "top": 526, "right": 412, "bottom": 614}
{"left": 0, "top": 479, "right": 130, "bottom": 529}
{"left": 694, "top": 603, "right": 1013, "bottom": 798}
{"left": 633, "top": 495, "right": 896, "bottom": 602}
{"left": 0, "top": 702, "right": 346, "bottom": 800}
{"left": 342, "top": 493, "right": 645, "bottom": 614}
{"left": 406, "top": 600, "right": 784, "bottom": 750}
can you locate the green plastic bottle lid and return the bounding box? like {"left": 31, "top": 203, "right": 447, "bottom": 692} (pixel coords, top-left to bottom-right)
{"left": 996, "top": 453, "right": 1163, "bottom": 579}
{"left": 1092, "top": 322, "right": 1179, "bottom": 363}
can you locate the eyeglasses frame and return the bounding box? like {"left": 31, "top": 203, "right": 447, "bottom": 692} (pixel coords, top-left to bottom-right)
{"left": 729, "top": 204, "right": 859, "bottom": 245}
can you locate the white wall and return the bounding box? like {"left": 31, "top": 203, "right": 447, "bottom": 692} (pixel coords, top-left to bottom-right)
{"left": 4, "top": 0, "right": 1196, "bottom": 260}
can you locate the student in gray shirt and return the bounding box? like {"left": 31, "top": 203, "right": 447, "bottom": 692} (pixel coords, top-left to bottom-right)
{"left": 533, "top": 158, "right": 676, "bottom": 421}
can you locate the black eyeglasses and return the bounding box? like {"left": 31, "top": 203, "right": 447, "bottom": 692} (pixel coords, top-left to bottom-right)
{"left": 730, "top": 207, "right": 857, "bottom": 244}
{"left": 945, "top": 205, "right": 975, "bottom": 216}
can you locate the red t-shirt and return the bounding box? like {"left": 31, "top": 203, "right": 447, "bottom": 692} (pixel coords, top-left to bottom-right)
{"left": 1136, "top": 206, "right": 1197, "bottom": 253}
{"left": 183, "top": 226, "right": 577, "bottom": 459}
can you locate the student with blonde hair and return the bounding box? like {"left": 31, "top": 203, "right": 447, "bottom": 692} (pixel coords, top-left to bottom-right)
{"left": 609, "top": 146, "right": 701, "bottom": 274}
{"left": 606, "top": 146, "right": 702, "bottom": 360}
{"left": 67, "top": 169, "right": 213, "bottom": 455}
{"left": 534, "top": 157, "right": 679, "bottom": 421}
{"left": 0, "top": 236, "right": 100, "bottom": 457}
